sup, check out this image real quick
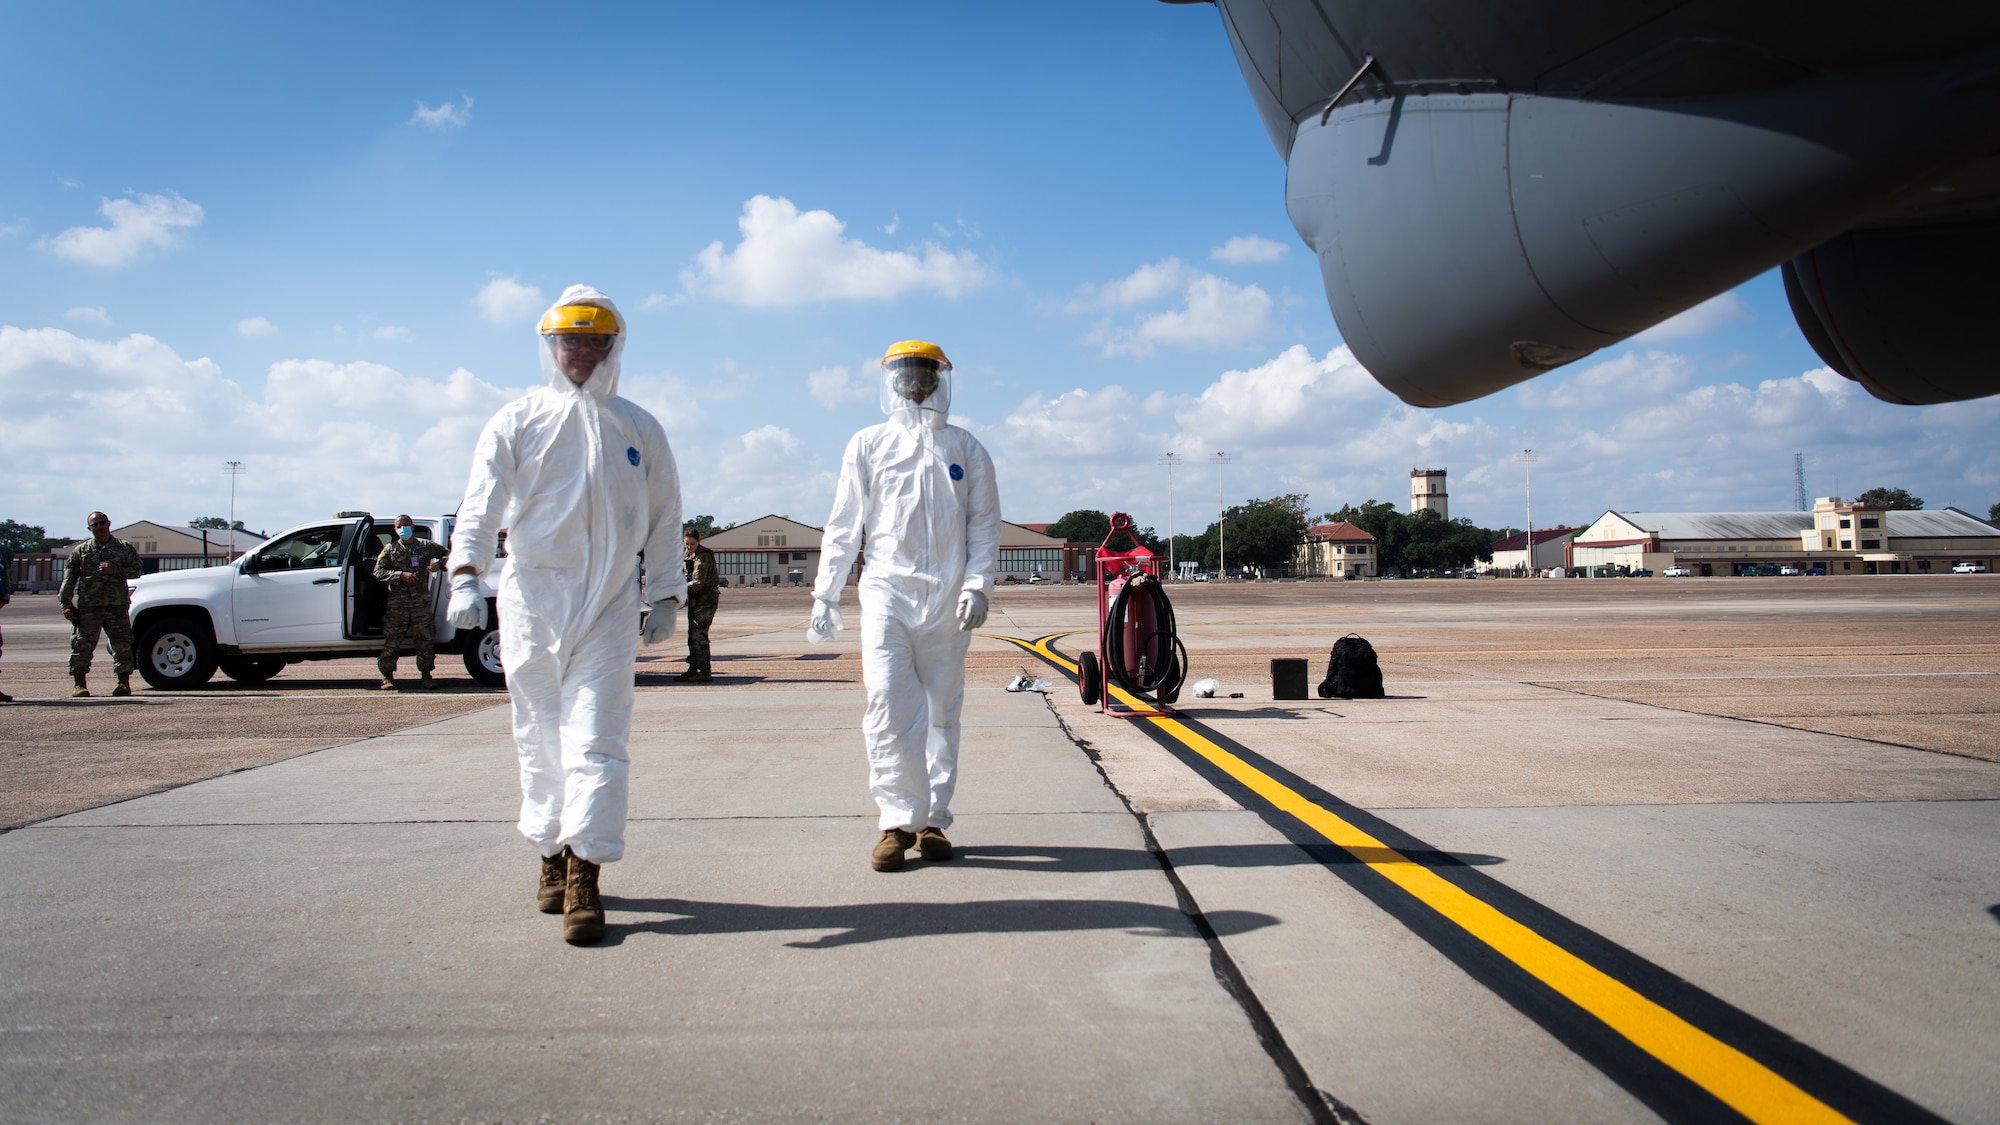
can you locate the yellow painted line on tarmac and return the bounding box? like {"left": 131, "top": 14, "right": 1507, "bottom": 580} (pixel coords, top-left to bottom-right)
{"left": 996, "top": 631, "right": 1855, "bottom": 1125}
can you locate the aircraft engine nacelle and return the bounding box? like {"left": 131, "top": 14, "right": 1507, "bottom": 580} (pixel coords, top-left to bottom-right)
{"left": 1283, "top": 72, "right": 2000, "bottom": 407}
{"left": 1783, "top": 221, "right": 2000, "bottom": 405}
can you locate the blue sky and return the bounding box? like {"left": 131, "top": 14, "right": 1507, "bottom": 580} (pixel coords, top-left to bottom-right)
{"left": 6, "top": 2, "right": 1997, "bottom": 543}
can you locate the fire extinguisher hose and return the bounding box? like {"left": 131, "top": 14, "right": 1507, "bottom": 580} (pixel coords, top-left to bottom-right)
{"left": 1103, "top": 572, "right": 1188, "bottom": 704}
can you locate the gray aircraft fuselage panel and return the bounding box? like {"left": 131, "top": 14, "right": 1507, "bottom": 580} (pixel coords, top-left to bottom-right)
{"left": 1182, "top": 0, "right": 2000, "bottom": 406}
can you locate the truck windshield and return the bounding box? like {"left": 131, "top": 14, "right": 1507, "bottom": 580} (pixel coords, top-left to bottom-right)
{"left": 252, "top": 526, "right": 345, "bottom": 570}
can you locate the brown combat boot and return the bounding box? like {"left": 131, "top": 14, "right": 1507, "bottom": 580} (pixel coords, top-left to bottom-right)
{"left": 871, "top": 828, "right": 916, "bottom": 872}
{"left": 112, "top": 675, "right": 132, "bottom": 697}
{"left": 420, "top": 674, "right": 440, "bottom": 690}
{"left": 377, "top": 677, "right": 396, "bottom": 691}
{"left": 915, "top": 826, "right": 954, "bottom": 862}
{"left": 71, "top": 676, "right": 90, "bottom": 698}
{"left": 674, "top": 666, "right": 712, "bottom": 684}
{"left": 563, "top": 852, "right": 606, "bottom": 944}
{"left": 537, "top": 849, "right": 567, "bottom": 914}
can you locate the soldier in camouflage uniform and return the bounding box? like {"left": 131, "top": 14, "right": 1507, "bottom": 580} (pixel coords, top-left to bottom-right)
{"left": 676, "top": 526, "right": 720, "bottom": 683}
{"left": 1, "top": 566, "right": 13, "bottom": 703}
{"left": 373, "top": 514, "right": 450, "bottom": 690}
{"left": 60, "top": 512, "right": 144, "bottom": 697}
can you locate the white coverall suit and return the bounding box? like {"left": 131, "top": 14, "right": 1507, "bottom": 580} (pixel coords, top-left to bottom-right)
{"left": 448, "top": 287, "right": 685, "bottom": 865}
{"left": 814, "top": 410, "right": 1001, "bottom": 833}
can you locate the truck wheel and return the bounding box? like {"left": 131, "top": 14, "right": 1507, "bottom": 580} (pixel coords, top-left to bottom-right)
{"left": 137, "top": 617, "right": 218, "bottom": 690}
{"left": 1078, "top": 651, "right": 1102, "bottom": 706}
{"left": 219, "top": 656, "right": 285, "bottom": 684}
{"left": 459, "top": 609, "right": 504, "bottom": 688}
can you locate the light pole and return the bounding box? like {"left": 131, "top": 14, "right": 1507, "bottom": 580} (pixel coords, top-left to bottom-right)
{"left": 224, "top": 461, "right": 245, "bottom": 542}
{"left": 1517, "top": 449, "right": 1536, "bottom": 575}
{"left": 1158, "top": 453, "right": 1179, "bottom": 578}
{"left": 1211, "top": 452, "right": 1231, "bottom": 578}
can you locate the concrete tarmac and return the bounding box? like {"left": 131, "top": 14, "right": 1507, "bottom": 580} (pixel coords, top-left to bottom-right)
{"left": 3, "top": 577, "right": 1997, "bottom": 1122}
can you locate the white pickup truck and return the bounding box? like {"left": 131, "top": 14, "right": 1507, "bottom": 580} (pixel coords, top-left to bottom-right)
{"left": 127, "top": 512, "right": 506, "bottom": 690}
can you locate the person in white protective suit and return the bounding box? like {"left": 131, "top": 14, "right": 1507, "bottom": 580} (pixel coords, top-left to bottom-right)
{"left": 446, "top": 285, "right": 685, "bottom": 944}
{"left": 809, "top": 340, "right": 1002, "bottom": 872}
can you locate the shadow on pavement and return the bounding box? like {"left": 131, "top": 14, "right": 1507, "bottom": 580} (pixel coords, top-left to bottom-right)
{"left": 597, "top": 896, "right": 1281, "bottom": 948}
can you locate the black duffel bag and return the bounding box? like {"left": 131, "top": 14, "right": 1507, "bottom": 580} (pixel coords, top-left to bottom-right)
{"left": 1317, "top": 633, "right": 1385, "bottom": 699}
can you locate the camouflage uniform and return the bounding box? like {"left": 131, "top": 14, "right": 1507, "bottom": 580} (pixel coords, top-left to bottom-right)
{"left": 374, "top": 538, "right": 449, "bottom": 678}
{"left": 60, "top": 537, "right": 143, "bottom": 681}
{"left": 683, "top": 543, "right": 719, "bottom": 677}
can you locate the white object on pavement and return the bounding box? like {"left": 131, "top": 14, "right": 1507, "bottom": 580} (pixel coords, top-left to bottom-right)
{"left": 447, "top": 285, "right": 683, "bottom": 866}
{"left": 813, "top": 368, "right": 1001, "bottom": 833}
{"left": 1191, "top": 677, "right": 1220, "bottom": 698}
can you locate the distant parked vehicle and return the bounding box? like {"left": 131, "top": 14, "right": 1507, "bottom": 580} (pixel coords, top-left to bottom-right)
{"left": 1630, "top": 568, "right": 1653, "bottom": 577}
{"left": 1805, "top": 567, "right": 1827, "bottom": 575}
{"left": 1954, "top": 562, "right": 1989, "bottom": 573}
{"left": 1779, "top": 566, "right": 1802, "bottom": 576}
{"left": 1662, "top": 566, "right": 1693, "bottom": 577}
{"left": 125, "top": 512, "right": 505, "bottom": 690}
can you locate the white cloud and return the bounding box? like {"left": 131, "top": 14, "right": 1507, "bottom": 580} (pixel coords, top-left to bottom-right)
{"left": 1071, "top": 259, "right": 1276, "bottom": 357}
{"left": 1174, "top": 345, "right": 1383, "bottom": 443}
{"left": 640, "top": 293, "right": 682, "bottom": 311}
{"left": 236, "top": 316, "right": 278, "bottom": 337}
{"left": 1631, "top": 291, "right": 1754, "bottom": 342}
{"left": 1090, "top": 274, "right": 1274, "bottom": 357}
{"left": 65, "top": 306, "right": 111, "bottom": 324}
{"left": 618, "top": 372, "right": 708, "bottom": 438}
{"left": 1513, "top": 350, "right": 1698, "bottom": 411}
{"left": 807, "top": 364, "right": 875, "bottom": 409}
{"left": 708, "top": 424, "right": 835, "bottom": 518}
{"left": 1211, "top": 235, "right": 1289, "bottom": 264}
{"left": 44, "top": 192, "right": 203, "bottom": 267}
{"left": 0, "top": 326, "right": 520, "bottom": 530}
{"left": 1067, "top": 259, "right": 1192, "bottom": 312}
{"left": 410, "top": 95, "right": 473, "bottom": 129}
{"left": 372, "top": 325, "right": 411, "bottom": 341}
{"left": 682, "top": 195, "right": 987, "bottom": 308}
{"left": 475, "top": 275, "right": 544, "bottom": 325}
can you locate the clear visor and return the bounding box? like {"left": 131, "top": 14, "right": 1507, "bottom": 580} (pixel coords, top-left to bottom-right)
{"left": 539, "top": 329, "right": 623, "bottom": 394}
{"left": 880, "top": 355, "right": 952, "bottom": 417}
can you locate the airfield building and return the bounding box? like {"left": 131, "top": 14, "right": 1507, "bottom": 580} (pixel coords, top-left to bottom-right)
{"left": 1569, "top": 500, "right": 2000, "bottom": 576}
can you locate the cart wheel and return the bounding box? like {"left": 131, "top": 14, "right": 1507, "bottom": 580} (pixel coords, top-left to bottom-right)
{"left": 1078, "top": 651, "right": 1101, "bottom": 705}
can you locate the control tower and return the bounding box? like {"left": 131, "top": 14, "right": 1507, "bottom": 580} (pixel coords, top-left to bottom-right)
{"left": 1411, "top": 468, "right": 1448, "bottom": 520}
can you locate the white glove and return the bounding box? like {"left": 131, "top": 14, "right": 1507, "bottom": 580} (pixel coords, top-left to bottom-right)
{"left": 446, "top": 573, "right": 487, "bottom": 631}
{"left": 956, "top": 589, "right": 988, "bottom": 632}
{"left": 806, "top": 598, "right": 844, "bottom": 645}
{"left": 643, "top": 598, "right": 680, "bottom": 645}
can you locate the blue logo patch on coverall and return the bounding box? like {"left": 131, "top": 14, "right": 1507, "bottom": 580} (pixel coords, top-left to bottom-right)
{"left": 949, "top": 463, "right": 964, "bottom": 481}
{"left": 626, "top": 446, "right": 641, "bottom": 467}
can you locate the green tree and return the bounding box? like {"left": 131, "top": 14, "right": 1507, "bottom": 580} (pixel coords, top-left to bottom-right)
{"left": 683, "top": 514, "right": 729, "bottom": 538}
{"left": 189, "top": 516, "right": 248, "bottom": 530}
{"left": 1402, "top": 510, "right": 1500, "bottom": 572}
{"left": 1989, "top": 501, "right": 2000, "bottom": 524}
{"left": 0, "top": 519, "right": 49, "bottom": 558}
{"left": 1046, "top": 509, "right": 1112, "bottom": 546}
{"left": 1323, "top": 500, "right": 1407, "bottom": 572}
{"left": 1199, "top": 494, "right": 1311, "bottom": 572}
{"left": 1853, "top": 487, "right": 1923, "bottom": 510}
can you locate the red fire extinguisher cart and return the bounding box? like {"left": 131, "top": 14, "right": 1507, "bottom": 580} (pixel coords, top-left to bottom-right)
{"left": 1076, "top": 512, "right": 1187, "bottom": 718}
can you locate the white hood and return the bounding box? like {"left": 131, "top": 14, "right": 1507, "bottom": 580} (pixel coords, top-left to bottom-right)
{"left": 538, "top": 284, "right": 626, "bottom": 400}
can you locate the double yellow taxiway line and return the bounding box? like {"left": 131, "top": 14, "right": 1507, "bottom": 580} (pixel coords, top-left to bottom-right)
{"left": 996, "top": 631, "right": 1857, "bottom": 1125}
